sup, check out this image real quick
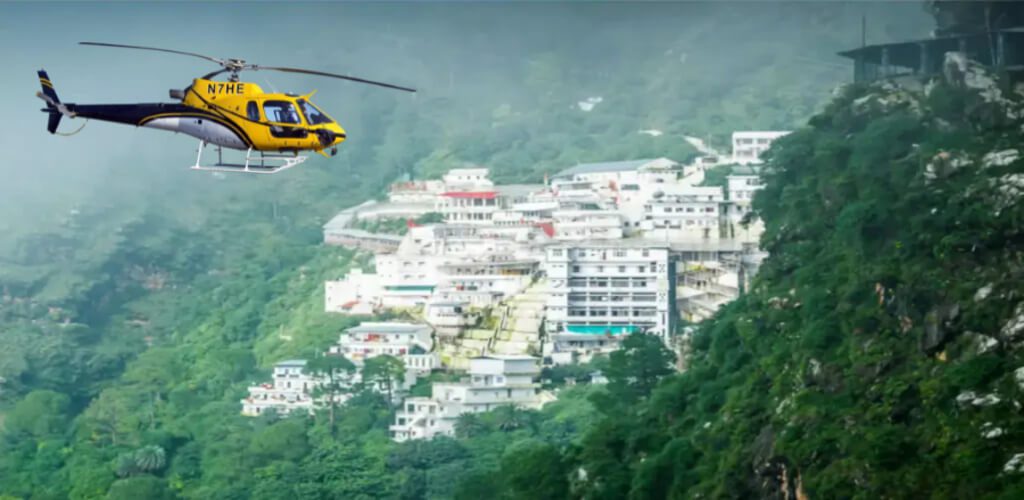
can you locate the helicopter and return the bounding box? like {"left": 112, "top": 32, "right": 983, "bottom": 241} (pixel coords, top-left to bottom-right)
{"left": 37, "top": 42, "right": 415, "bottom": 174}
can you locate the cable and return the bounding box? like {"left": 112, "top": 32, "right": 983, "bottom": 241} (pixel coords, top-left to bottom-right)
{"left": 55, "top": 119, "right": 88, "bottom": 136}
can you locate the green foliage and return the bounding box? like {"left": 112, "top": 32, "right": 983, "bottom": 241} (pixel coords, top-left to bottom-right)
{"left": 0, "top": 3, "right": 945, "bottom": 499}
{"left": 105, "top": 476, "right": 173, "bottom": 500}
{"left": 133, "top": 445, "right": 167, "bottom": 473}
{"left": 361, "top": 355, "right": 407, "bottom": 404}
{"left": 597, "top": 333, "right": 676, "bottom": 408}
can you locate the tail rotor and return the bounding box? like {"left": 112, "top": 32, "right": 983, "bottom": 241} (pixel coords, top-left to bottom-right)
{"left": 36, "top": 70, "right": 75, "bottom": 134}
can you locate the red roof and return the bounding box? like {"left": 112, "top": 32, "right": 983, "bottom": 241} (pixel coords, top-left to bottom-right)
{"left": 535, "top": 222, "right": 555, "bottom": 237}
{"left": 341, "top": 300, "right": 359, "bottom": 309}
{"left": 442, "top": 191, "right": 497, "bottom": 199}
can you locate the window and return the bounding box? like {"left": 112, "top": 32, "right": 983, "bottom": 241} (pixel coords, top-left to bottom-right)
{"left": 297, "top": 99, "right": 333, "bottom": 124}
{"left": 618, "top": 266, "right": 626, "bottom": 273}
{"left": 246, "top": 101, "right": 260, "bottom": 121}
{"left": 263, "top": 101, "right": 301, "bottom": 124}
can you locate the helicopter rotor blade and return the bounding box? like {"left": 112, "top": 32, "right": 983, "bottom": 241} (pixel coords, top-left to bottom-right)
{"left": 249, "top": 65, "right": 416, "bottom": 93}
{"left": 79, "top": 42, "right": 227, "bottom": 66}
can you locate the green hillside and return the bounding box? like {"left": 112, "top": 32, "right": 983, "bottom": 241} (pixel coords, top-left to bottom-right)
{"left": 0, "top": 2, "right": 959, "bottom": 499}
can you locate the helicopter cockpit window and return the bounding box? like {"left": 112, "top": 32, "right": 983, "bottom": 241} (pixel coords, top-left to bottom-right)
{"left": 246, "top": 101, "right": 260, "bottom": 121}
{"left": 263, "top": 101, "right": 301, "bottom": 124}
{"left": 297, "top": 99, "right": 333, "bottom": 125}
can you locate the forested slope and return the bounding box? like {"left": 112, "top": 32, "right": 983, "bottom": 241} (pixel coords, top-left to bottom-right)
{"left": 0, "top": 3, "right": 938, "bottom": 499}
{"left": 498, "top": 50, "right": 1024, "bottom": 500}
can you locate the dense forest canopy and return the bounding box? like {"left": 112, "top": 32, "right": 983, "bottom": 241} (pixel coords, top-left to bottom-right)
{"left": 14, "top": 2, "right": 1024, "bottom": 499}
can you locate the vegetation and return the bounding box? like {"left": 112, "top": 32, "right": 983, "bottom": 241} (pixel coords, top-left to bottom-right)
{"left": 350, "top": 212, "right": 445, "bottom": 236}
{"left": 7, "top": 2, "right": 996, "bottom": 499}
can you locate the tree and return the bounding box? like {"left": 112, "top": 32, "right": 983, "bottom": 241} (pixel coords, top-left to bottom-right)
{"left": 500, "top": 441, "right": 570, "bottom": 500}
{"left": 133, "top": 445, "right": 167, "bottom": 473}
{"left": 600, "top": 333, "right": 676, "bottom": 408}
{"left": 361, "top": 355, "right": 406, "bottom": 404}
{"left": 306, "top": 354, "right": 357, "bottom": 435}
{"left": 105, "top": 476, "right": 174, "bottom": 500}
{"left": 4, "top": 389, "right": 71, "bottom": 439}
{"left": 453, "top": 413, "right": 489, "bottom": 439}
{"left": 490, "top": 405, "right": 536, "bottom": 433}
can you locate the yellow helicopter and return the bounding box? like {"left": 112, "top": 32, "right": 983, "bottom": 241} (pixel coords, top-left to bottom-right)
{"left": 37, "top": 42, "right": 415, "bottom": 174}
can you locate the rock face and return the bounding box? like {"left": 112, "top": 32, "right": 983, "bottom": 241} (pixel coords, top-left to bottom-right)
{"left": 631, "top": 53, "right": 1024, "bottom": 497}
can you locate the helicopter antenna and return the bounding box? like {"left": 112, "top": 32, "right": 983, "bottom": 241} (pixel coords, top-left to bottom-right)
{"left": 262, "top": 75, "right": 279, "bottom": 94}
{"left": 78, "top": 41, "right": 416, "bottom": 92}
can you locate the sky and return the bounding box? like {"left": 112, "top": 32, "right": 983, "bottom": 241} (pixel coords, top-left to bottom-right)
{"left": 0, "top": 1, "right": 932, "bottom": 251}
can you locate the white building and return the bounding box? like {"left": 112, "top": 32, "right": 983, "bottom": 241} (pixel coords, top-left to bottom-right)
{"left": 639, "top": 186, "right": 725, "bottom": 241}
{"left": 551, "top": 209, "right": 624, "bottom": 240}
{"left": 552, "top": 158, "right": 679, "bottom": 187}
{"left": 241, "top": 360, "right": 316, "bottom": 417}
{"left": 436, "top": 258, "right": 538, "bottom": 300}
{"left": 443, "top": 168, "right": 493, "bottom": 190}
{"left": 388, "top": 180, "right": 445, "bottom": 204}
{"left": 327, "top": 322, "right": 438, "bottom": 375}
{"left": 436, "top": 191, "right": 502, "bottom": 224}
{"left": 731, "top": 131, "right": 790, "bottom": 165}
{"left": 676, "top": 261, "right": 740, "bottom": 323}
{"left": 725, "top": 166, "right": 765, "bottom": 242}
{"left": 390, "top": 355, "right": 541, "bottom": 441}
{"left": 543, "top": 242, "right": 676, "bottom": 357}
{"left": 325, "top": 268, "right": 384, "bottom": 315}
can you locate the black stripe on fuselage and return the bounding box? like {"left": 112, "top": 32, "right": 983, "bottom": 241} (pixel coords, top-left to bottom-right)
{"left": 64, "top": 102, "right": 253, "bottom": 147}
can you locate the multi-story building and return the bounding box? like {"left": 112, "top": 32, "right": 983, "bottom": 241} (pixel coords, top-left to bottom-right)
{"left": 731, "top": 131, "right": 790, "bottom": 165}
{"left": 443, "top": 168, "right": 493, "bottom": 190}
{"left": 552, "top": 158, "right": 679, "bottom": 187}
{"left": 388, "top": 180, "right": 445, "bottom": 204}
{"left": 436, "top": 258, "right": 538, "bottom": 300}
{"left": 543, "top": 242, "right": 676, "bottom": 356}
{"left": 327, "top": 322, "right": 437, "bottom": 375}
{"left": 389, "top": 355, "right": 541, "bottom": 441}
{"left": 724, "top": 166, "right": 765, "bottom": 242}
{"left": 639, "top": 186, "right": 725, "bottom": 241}
{"left": 551, "top": 209, "right": 624, "bottom": 240}
{"left": 325, "top": 268, "right": 384, "bottom": 315}
{"left": 241, "top": 360, "right": 317, "bottom": 417}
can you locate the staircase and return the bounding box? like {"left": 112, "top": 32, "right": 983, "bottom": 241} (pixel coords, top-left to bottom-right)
{"left": 435, "top": 280, "right": 550, "bottom": 368}
{"left": 489, "top": 279, "right": 548, "bottom": 355}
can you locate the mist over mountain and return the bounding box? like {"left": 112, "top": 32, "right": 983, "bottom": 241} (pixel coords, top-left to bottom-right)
{"left": 13, "top": 2, "right": 1019, "bottom": 499}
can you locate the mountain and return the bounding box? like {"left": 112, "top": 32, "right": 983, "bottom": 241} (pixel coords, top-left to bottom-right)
{"left": 0, "top": 3, "right": 944, "bottom": 499}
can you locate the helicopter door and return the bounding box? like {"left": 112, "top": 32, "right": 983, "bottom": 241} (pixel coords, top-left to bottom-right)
{"left": 263, "top": 100, "right": 308, "bottom": 139}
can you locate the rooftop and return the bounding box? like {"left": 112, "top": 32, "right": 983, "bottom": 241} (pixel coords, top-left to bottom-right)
{"left": 324, "top": 229, "right": 404, "bottom": 241}
{"left": 553, "top": 158, "right": 663, "bottom": 179}
{"left": 497, "top": 184, "right": 545, "bottom": 197}
{"left": 473, "top": 354, "right": 539, "bottom": 361}
{"left": 547, "top": 239, "right": 672, "bottom": 250}
{"left": 346, "top": 322, "right": 432, "bottom": 334}
{"left": 275, "top": 359, "right": 307, "bottom": 368}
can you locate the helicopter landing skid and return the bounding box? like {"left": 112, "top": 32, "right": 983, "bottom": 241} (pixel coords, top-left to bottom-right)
{"left": 190, "top": 141, "right": 306, "bottom": 174}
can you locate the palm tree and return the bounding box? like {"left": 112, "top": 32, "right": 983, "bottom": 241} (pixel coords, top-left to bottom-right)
{"left": 133, "top": 445, "right": 166, "bottom": 473}
{"left": 454, "top": 413, "right": 488, "bottom": 438}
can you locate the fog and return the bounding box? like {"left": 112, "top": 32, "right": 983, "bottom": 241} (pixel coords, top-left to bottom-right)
{"left": 0, "top": 1, "right": 931, "bottom": 273}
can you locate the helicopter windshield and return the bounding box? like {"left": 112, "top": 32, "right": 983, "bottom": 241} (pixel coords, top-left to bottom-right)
{"left": 263, "top": 101, "right": 301, "bottom": 124}
{"left": 297, "top": 99, "right": 333, "bottom": 125}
